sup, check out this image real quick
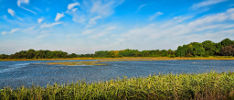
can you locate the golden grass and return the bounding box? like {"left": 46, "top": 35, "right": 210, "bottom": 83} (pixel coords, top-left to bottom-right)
{"left": 46, "top": 61, "right": 107, "bottom": 66}
{"left": 40, "top": 56, "right": 234, "bottom": 66}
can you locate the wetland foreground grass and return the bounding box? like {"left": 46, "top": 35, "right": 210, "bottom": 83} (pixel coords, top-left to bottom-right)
{"left": 0, "top": 72, "right": 233, "bottom": 100}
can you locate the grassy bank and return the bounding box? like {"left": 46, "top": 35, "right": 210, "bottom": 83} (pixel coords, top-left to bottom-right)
{"left": 1, "top": 56, "right": 234, "bottom": 61}
{"left": 46, "top": 61, "right": 107, "bottom": 66}
{"left": 34, "top": 57, "right": 234, "bottom": 66}
{"left": 0, "top": 72, "right": 233, "bottom": 100}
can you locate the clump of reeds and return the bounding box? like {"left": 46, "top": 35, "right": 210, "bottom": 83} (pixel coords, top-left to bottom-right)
{"left": 0, "top": 72, "right": 233, "bottom": 100}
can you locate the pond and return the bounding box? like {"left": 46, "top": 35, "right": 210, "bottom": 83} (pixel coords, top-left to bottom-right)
{"left": 0, "top": 60, "right": 233, "bottom": 88}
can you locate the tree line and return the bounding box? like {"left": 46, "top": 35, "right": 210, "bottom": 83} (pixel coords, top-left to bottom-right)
{"left": 0, "top": 38, "right": 233, "bottom": 59}
{"left": 0, "top": 50, "right": 77, "bottom": 59}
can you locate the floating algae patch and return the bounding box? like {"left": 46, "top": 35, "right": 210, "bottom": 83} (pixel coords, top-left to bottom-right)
{"left": 46, "top": 61, "right": 107, "bottom": 66}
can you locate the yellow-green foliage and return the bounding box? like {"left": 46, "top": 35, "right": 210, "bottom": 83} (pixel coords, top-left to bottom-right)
{"left": 0, "top": 72, "right": 233, "bottom": 100}
{"left": 46, "top": 61, "right": 107, "bottom": 66}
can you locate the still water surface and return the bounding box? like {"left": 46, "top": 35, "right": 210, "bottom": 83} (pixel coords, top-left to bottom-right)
{"left": 0, "top": 60, "right": 233, "bottom": 88}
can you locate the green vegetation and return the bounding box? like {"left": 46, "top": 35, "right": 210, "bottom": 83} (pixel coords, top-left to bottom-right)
{"left": 93, "top": 38, "right": 234, "bottom": 57}
{"left": 176, "top": 38, "right": 234, "bottom": 57}
{"left": 0, "top": 38, "right": 233, "bottom": 59}
{"left": 0, "top": 49, "right": 77, "bottom": 59}
{"left": 0, "top": 72, "right": 233, "bottom": 100}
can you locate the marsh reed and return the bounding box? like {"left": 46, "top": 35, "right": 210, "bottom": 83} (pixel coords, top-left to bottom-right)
{"left": 0, "top": 72, "right": 233, "bottom": 100}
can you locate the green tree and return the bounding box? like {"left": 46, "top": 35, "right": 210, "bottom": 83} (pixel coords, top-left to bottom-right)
{"left": 176, "top": 46, "right": 186, "bottom": 57}
{"left": 202, "top": 40, "right": 216, "bottom": 56}
{"left": 220, "top": 38, "right": 234, "bottom": 47}
{"left": 0, "top": 54, "right": 9, "bottom": 59}
{"left": 26, "top": 49, "right": 36, "bottom": 59}
{"left": 189, "top": 42, "right": 205, "bottom": 56}
{"left": 119, "top": 49, "right": 140, "bottom": 57}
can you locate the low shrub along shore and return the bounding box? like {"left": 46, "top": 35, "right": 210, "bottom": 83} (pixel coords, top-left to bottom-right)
{"left": 0, "top": 72, "right": 233, "bottom": 100}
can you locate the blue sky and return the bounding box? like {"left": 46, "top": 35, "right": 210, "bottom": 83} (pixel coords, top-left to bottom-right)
{"left": 0, "top": 0, "right": 234, "bottom": 54}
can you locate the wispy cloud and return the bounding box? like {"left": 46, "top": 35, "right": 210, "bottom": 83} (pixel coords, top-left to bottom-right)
{"left": 17, "top": 0, "right": 36, "bottom": 14}
{"left": 66, "top": 2, "right": 81, "bottom": 23}
{"left": 191, "top": 0, "right": 227, "bottom": 9}
{"left": 90, "top": 0, "right": 124, "bottom": 17}
{"left": 55, "top": 13, "right": 64, "bottom": 22}
{"left": 173, "top": 16, "right": 194, "bottom": 23}
{"left": 7, "top": 8, "right": 15, "bottom": 16}
{"left": 81, "top": 24, "right": 117, "bottom": 39}
{"left": 90, "top": 26, "right": 117, "bottom": 39}
{"left": 1, "top": 28, "right": 20, "bottom": 35}
{"left": 137, "top": 4, "right": 147, "bottom": 11}
{"left": 7, "top": 8, "right": 23, "bottom": 21}
{"left": 188, "top": 8, "right": 234, "bottom": 26}
{"left": 1, "top": 31, "right": 7, "bottom": 35}
{"left": 37, "top": 18, "right": 44, "bottom": 23}
{"left": 68, "top": 2, "right": 80, "bottom": 10}
{"left": 17, "top": 0, "right": 29, "bottom": 6}
{"left": 72, "top": 14, "right": 86, "bottom": 23}
{"left": 87, "top": 16, "right": 102, "bottom": 27}
{"left": 40, "top": 22, "right": 62, "bottom": 28}
{"left": 149, "top": 12, "right": 163, "bottom": 21}
{"left": 107, "top": 8, "right": 234, "bottom": 50}
{"left": 21, "top": 7, "right": 36, "bottom": 14}
{"left": 68, "top": 0, "right": 125, "bottom": 27}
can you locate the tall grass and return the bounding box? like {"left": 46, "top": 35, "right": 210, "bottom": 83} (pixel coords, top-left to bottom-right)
{"left": 0, "top": 72, "right": 233, "bottom": 100}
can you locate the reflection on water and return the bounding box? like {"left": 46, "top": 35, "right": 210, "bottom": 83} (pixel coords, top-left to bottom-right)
{"left": 0, "top": 60, "right": 233, "bottom": 88}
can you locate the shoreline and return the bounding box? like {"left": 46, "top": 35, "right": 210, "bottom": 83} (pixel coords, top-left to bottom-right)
{"left": 1, "top": 56, "right": 234, "bottom": 61}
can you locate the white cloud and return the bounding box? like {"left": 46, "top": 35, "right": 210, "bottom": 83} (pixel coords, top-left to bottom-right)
{"left": 66, "top": 2, "right": 81, "bottom": 23}
{"left": 188, "top": 8, "right": 234, "bottom": 27}
{"left": 90, "top": 0, "right": 124, "bottom": 17}
{"left": 21, "top": 7, "right": 36, "bottom": 14}
{"left": 40, "top": 22, "right": 62, "bottom": 28}
{"left": 149, "top": 12, "right": 163, "bottom": 21}
{"left": 17, "top": 0, "right": 36, "bottom": 14}
{"left": 191, "top": 0, "right": 227, "bottom": 9}
{"left": 81, "top": 25, "right": 117, "bottom": 39}
{"left": 109, "top": 8, "right": 234, "bottom": 50}
{"left": 137, "top": 4, "right": 147, "bottom": 11}
{"left": 1, "top": 28, "right": 20, "bottom": 35}
{"left": 82, "top": 29, "right": 95, "bottom": 34}
{"left": 173, "top": 16, "right": 193, "bottom": 23}
{"left": 55, "top": 13, "right": 64, "bottom": 22}
{"left": 68, "top": 0, "right": 124, "bottom": 27}
{"left": 90, "top": 26, "right": 117, "bottom": 38}
{"left": 17, "top": 0, "right": 29, "bottom": 7}
{"left": 10, "top": 28, "right": 20, "bottom": 33}
{"left": 37, "top": 18, "right": 44, "bottom": 23}
{"left": 7, "top": 8, "right": 15, "bottom": 16}
{"left": 72, "top": 14, "right": 86, "bottom": 23}
{"left": 21, "top": 26, "right": 36, "bottom": 34}
{"left": 88, "top": 16, "right": 102, "bottom": 27}
{"left": 7, "top": 8, "right": 24, "bottom": 21}
{"left": 1, "top": 31, "right": 7, "bottom": 35}
{"left": 68, "top": 2, "right": 80, "bottom": 10}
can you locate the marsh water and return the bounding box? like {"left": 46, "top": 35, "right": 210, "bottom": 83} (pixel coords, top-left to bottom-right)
{"left": 0, "top": 60, "right": 233, "bottom": 88}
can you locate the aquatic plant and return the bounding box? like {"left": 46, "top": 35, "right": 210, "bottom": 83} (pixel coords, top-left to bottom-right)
{"left": 0, "top": 72, "right": 233, "bottom": 100}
